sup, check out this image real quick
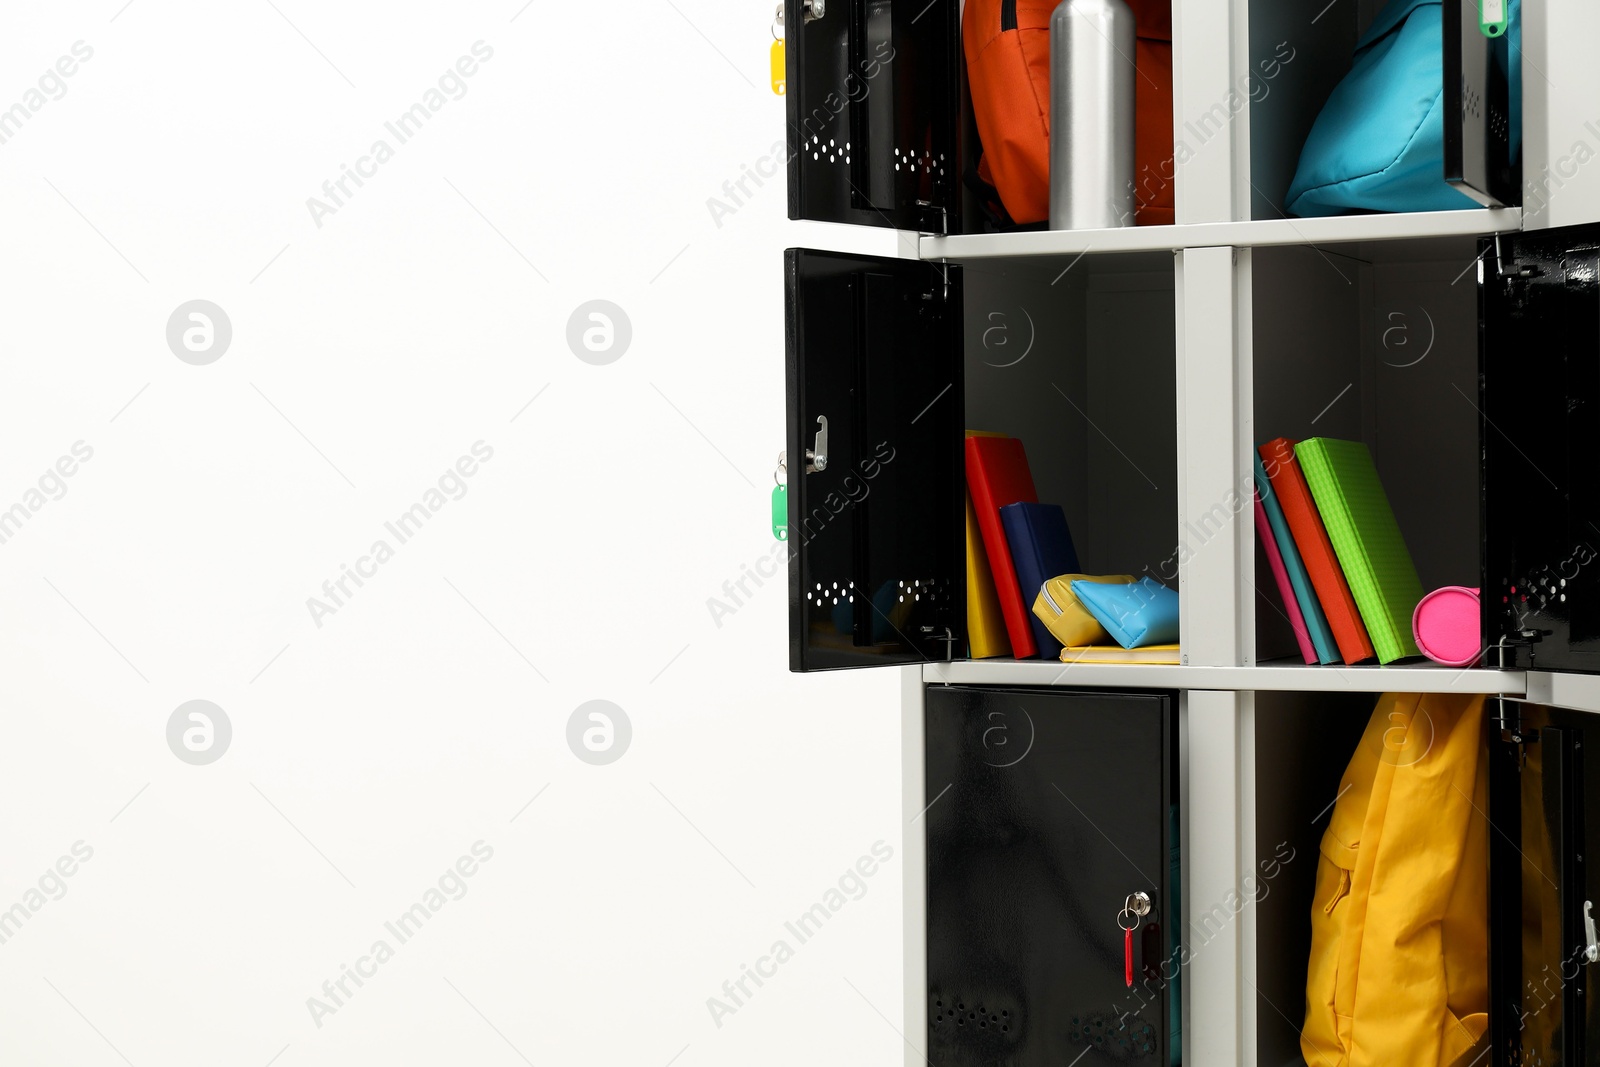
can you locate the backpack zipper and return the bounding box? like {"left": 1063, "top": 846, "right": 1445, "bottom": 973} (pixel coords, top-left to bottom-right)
{"left": 1001, "top": 0, "right": 1017, "bottom": 31}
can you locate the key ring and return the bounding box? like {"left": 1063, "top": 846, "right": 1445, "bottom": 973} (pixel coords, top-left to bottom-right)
{"left": 1118, "top": 907, "right": 1139, "bottom": 932}
{"left": 773, "top": 4, "right": 784, "bottom": 40}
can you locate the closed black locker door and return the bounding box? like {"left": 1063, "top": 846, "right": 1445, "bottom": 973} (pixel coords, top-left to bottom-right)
{"left": 1489, "top": 702, "right": 1600, "bottom": 1065}
{"left": 785, "top": 249, "right": 965, "bottom": 671}
{"left": 924, "top": 686, "right": 1178, "bottom": 1066}
{"left": 1481, "top": 223, "right": 1600, "bottom": 671}
{"left": 784, "top": 0, "right": 961, "bottom": 232}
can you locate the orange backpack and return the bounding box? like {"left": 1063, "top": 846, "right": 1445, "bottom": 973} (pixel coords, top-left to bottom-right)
{"left": 963, "top": 0, "right": 1174, "bottom": 227}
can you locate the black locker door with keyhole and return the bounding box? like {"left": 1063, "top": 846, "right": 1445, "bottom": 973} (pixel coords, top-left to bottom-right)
{"left": 1481, "top": 223, "right": 1600, "bottom": 671}
{"left": 785, "top": 248, "right": 965, "bottom": 671}
{"left": 1489, "top": 702, "right": 1600, "bottom": 1065}
{"left": 784, "top": 0, "right": 961, "bottom": 232}
{"left": 925, "top": 686, "right": 1178, "bottom": 1066}
{"left": 1442, "top": 0, "right": 1520, "bottom": 207}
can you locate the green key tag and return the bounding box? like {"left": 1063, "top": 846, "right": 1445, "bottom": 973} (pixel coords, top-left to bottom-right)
{"left": 1479, "top": 0, "right": 1507, "bottom": 37}
{"left": 772, "top": 484, "right": 788, "bottom": 540}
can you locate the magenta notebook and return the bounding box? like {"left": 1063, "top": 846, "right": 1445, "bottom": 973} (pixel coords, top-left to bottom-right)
{"left": 1255, "top": 494, "right": 1317, "bottom": 664}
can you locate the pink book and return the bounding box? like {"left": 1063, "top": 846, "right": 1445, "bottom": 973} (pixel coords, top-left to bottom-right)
{"left": 1255, "top": 494, "right": 1317, "bottom": 664}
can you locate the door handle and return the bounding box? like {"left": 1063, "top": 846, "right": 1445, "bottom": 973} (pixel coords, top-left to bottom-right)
{"left": 805, "top": 416, "right": 828, "bottom": 473}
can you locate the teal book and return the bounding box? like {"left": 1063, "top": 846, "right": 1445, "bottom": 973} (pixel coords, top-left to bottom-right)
{"left": 1294, "top": 438, "right": 1424, "bottom": 664}
{"left": 1254, "top": 455, "right": 1338, "bottom": 664}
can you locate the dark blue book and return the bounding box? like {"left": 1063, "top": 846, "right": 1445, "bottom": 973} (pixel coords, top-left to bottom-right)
{"left": 1000, "top": 502, "right": 1081, "bottom": 659}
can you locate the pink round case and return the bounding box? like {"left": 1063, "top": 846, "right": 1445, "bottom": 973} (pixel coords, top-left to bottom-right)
{"left": 1411, "top": 586, "right": 1481, "bottom": 668}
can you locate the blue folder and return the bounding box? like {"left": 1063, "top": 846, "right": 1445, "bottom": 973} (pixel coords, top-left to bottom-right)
{"left": 1000, "top": 502, "right": 1081, "bottom": 659}
{"left": 1255, "top": 454, "right": 1339, "bottom": 664}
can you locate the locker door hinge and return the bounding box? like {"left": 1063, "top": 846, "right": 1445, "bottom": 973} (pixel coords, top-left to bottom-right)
{"left": 918, "top": 200, "right": 948, "bottom": 236}
{"left": 1491, "top": 630, "right": 1541, "bottom": 669}
{"left": 921, "top": 626, "right": 958, "bottom": 661}
{"left": 1491, "top": 234, "right": 1542, "bottom": 296}
{"left": 1494, "top": 696, "right": 1539, "bottom": 747}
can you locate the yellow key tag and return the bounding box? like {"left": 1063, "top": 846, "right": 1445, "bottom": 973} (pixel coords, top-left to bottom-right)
{"left": 771, "top": 38, "right": 785, "bottom": 95}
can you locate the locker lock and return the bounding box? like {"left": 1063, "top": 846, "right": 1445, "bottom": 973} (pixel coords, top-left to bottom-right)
{"left": 1120, "top": 892, "right": 1153, "bottom": 990}
{"left": 1585, "top": 901, "right": 1599, "bottom": 965}
{"left": 805, "top": 416, "right": 829, "bottom": 473}
{"left": 779, "top": 1, "right": 825, "bottom": 24}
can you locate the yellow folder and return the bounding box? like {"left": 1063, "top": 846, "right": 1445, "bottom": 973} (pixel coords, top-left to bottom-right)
{"left": 966, "top": 493, "right": 1011, "bottom": 659}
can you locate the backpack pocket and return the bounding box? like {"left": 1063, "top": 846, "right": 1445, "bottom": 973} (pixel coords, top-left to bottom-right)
{"left": 1302, "top": 799, "right": 1363, "bottom": 1064}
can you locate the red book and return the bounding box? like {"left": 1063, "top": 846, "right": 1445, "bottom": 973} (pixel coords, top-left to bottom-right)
{"left": 1259, "top": 438, "right": 1375, "bottom": 664}
{"left": 966, "top": 435, "right": 1039, "bottom": 658}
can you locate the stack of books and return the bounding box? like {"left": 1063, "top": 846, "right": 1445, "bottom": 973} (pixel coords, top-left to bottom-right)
{"left": 1254, "top": 437, "right": 1424, "bottom": 666}
{"left": 964, "top": 431, "right": 1178, "bottom": 665}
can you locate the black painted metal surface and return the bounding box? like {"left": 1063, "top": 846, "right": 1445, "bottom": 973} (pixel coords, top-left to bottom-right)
{"left": 785, "top": 0, "right": 961, "bottom": 232}
{"left": 924, "top": 686, "right": 1177, "bottom": 1065}
{"left": 786, "top": 249, "right": 964, "bottom": 671}
{"left": 1490, "top": 704, "right": 1600, "bottom": 1066}
{"left": 1481, "top": 224, "right": 1600, "bottom": 672}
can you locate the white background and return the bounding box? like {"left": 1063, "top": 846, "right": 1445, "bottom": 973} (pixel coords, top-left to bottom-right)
{"left": 0, "top": 2, "right": 916, "bottom": 1063}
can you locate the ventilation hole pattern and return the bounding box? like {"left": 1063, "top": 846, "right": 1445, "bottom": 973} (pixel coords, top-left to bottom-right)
{"left": 1065, "top": 1009, "right": 1158, "bottom": 1060}
{"left": 898, "top": 576, "right": 954, "bottom": 604}
{"left": 804, "top": 579, "right": 856, "bottom": 606}
{"left": 892, "top": 146, "right": 946, "bottom": 177}
{"left": 929, "top": 993, "right": 1017, "bottom": 1040}
{"left": 809, "top": 134, "right": 853, "bottom": 164}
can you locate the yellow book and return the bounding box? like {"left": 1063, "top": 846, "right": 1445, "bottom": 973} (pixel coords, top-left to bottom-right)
{"left": 1058, "top": 644, "right": 1181, "bottom": 665}
{"left": 966, "top": 493, "right": 1011, "bottom": 658}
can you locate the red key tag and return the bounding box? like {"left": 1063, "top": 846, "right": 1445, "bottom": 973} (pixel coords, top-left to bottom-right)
{"left": 1124, "top": 925, "right": 1134, "bottom": 988}
{"left": 1119, "top": 892, "right": 1149, "bottom": 989}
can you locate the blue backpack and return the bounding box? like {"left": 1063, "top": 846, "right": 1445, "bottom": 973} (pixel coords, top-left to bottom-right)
{"left": 1285, "top": 0, "right": 1519, "bottom": 216}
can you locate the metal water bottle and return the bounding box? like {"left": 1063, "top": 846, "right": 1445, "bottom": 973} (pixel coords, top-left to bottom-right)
{"left": 1049, "top": 0, "right": 1136, "bottom": 229}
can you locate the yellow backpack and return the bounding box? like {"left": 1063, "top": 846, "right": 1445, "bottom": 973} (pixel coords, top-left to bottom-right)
{"left": 1302, "top": 691, "right": 1490, "bottom": 1067}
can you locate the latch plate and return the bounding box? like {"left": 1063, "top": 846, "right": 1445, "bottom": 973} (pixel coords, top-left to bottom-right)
{"left": 804, "top": 415, "right": 828, "bottom": 473}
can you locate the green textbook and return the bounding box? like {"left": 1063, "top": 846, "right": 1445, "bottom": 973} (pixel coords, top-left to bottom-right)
{"left": 1294, "top": 438, "right": 1424, "bottom": 664}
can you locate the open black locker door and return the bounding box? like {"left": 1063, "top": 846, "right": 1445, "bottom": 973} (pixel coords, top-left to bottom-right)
{"left": 1481, "top": 223, "right": 1600, "bottom": 671}
{"left": 784, "top": 0, "right": 961, "bottom": 232}
{"left": 1442, "top": 0, "right": 1519, "bottom": 207}
{"left": 924, "top": 686, "right": 1179, "bottom": 1066}
{"left": 1490, "top": 701, "right": 1600, "bottom": 1065}
{"left": 785, "top": 248, "right": 964, "bottom": 672}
